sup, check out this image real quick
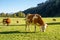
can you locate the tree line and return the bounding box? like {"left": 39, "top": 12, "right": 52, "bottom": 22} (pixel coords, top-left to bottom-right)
{"left": 23, "top": 0, "right": 60, "bottom": 17}
{"left": 0, "top": 0, "right": 60, "bottom": 17}
{"left": 0, "top": 11, "right": 25, "bottom": 18}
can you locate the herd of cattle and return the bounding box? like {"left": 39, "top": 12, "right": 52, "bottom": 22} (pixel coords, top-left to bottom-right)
{"left": 2, "top": 14, "right": 56, "bottom": 32}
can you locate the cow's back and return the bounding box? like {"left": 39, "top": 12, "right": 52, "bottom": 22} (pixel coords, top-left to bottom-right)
{"left": 26, "top": 14, "right": 34, "bottom": 23}
{"left": 32, "top": 14, "right": 45, "bottom": 25}
{"left": 36, "top": 14, "right": 45, "bottom": 25}
{"left": 6, "top": 18, "right": 11, "bottom": 23}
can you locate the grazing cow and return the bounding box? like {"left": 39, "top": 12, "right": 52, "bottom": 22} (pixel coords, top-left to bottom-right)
{"left": 53, "top": 18, "right": 56, "bottom": 21}
{"left": 3, "top": 18, "right": 11, "bottom": 26}
{"left": 16, "top": 21, "right": 19, "bottom": 23}
{"left": 25, "top": 14, "right": 47, "bottom": 32}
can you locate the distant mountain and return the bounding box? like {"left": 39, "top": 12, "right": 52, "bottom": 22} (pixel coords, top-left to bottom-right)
{"left": 23, "top": 0, "right": 60, "bottom": 17}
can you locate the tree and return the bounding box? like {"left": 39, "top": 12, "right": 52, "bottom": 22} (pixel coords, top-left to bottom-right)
{"left": 17, "top": 11, "right": 25, "bottom": 17}
{"left": 0, "top": 12, "right": 6, "bottom": 17}
{"left": 6, "top": 13, "right": 9, "bottom": 17}
{"left": 13, "top": 13, "right": 17, "bottom": 17}
{"left": 23, "top": 0, "right": 60, "bottom": 17}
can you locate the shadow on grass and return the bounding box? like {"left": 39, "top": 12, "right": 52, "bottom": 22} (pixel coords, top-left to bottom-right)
{"left": 0, "top": 22, "right": 60, "bottom": 26}
{"left": 47, "top": 22, "right": 60, "bottom": 25}
{"left": 10, "top": 22, "right": 60, "bottom": 25}
{"left": 0, "top": 24, "right": 26, "bottom": 26}
{"left": 0, "top": 31, "right": 36, "bottom": 34}
{"left": 10, "top": 24, "right": 26, "bottom": 26}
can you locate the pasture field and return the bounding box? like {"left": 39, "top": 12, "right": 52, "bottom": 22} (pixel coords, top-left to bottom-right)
{"left": 0, "top": 17, "right": 60, "bottom": 40}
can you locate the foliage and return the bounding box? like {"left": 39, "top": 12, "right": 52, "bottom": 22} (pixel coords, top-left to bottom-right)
{"left": 0, "top": 12, "right": 6, "bottom": 17}
{"left": 0, "top": 11, "right": 25, "bottom": 18}
{"left": 16, "top": 11, "right": 25, "bottom": 17}
{"left": 23, "top": 0, "right": 60, "bottom": 17}
{"left": 13, "top": 13, "right": 17, "bottom": 17}
{"left": 0, "top": 0, "right": 60, "bottom": 17}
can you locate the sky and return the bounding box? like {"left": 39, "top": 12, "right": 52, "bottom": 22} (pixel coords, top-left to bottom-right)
{"left": 0, "top": 0, "right": 46, "bottom": 13}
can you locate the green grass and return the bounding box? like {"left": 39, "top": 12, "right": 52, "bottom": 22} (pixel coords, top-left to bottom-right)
{"left": 0, "top": 17, "right": 60, "bottom": 40}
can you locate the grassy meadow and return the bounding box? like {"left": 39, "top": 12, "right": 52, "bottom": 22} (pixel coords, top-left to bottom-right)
{"left": 0, "top": 17, "right": 60, "bottom": 40}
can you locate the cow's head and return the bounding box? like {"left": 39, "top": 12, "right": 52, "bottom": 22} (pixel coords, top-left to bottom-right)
{"left": 41, "top": 23, "right": 48, "bottom": 32}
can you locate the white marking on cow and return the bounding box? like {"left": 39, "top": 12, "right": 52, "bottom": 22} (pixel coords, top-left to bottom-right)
{"left": 32, "top": 14, "right": 38, "bottom": 21}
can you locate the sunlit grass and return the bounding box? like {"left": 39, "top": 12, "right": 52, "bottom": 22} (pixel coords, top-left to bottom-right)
{"left": 0, "top": 17, "right": 60, "bottom": 40}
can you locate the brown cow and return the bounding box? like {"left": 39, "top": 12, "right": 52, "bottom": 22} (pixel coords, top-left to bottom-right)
{"left": 3, "top": 18, "right": 11, "bottom": 26}
{"left": 25, "top": 14, "right": 47, "bottom": 32}
{"left": 53, "top": 18, "right": 56, "bottom": 21}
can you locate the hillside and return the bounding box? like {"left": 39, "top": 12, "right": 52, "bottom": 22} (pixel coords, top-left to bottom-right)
{"left": 23, "top": 0, "right": 60, "bottom": 17}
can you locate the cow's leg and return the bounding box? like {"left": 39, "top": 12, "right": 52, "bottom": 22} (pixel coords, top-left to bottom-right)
{"left": 3, "top": 22, "right": 6, "bottom": 25}
{"left": 28, "top": 24, "right": 30, "bottom": 32}
{"left": 40, "top": 27, "right": 42, "bottom": 32}
{"left": 25, "top": 21, "right": 28, "bottom": 31}
{"left": 42, "top": 26, "right": 45, "bottom": 32}
{"left": 3, "top": 23, "right": 5, "bottom": 25}
{"left": 7, "top": 23, "right": 9, "bottom": 26}
{"left": 26, "top": 24, "right": 30, "bottom": 32}
{"left": 25, "top": 22, "right": 27, "bottom": 31}
{"left": 34, "top": 24, "right": 36, "bottom": 32}
{"left": 7, "top": 24, "right": 9, "bottom": 26}
{"left": 25, "top": 22, "right": 30, "bottom": 32}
